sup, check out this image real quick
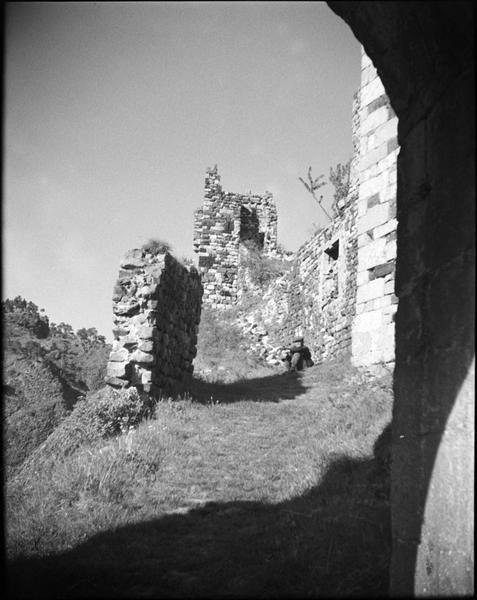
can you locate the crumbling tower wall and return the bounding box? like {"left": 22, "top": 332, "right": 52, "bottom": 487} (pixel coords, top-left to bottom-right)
{"left": 193, "top": 165, "right": 278, "bottom": 308}
{"left": 106, "top": 248, "right": 203, "bottom": 397}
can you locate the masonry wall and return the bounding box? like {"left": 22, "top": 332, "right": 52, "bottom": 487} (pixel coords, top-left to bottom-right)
{"left": 193, "top": 165, "right": 278, "bottom": 308}
{"left": 329, "top": 3, "right": 474, "bottom": 595}
{"left": 232, "top": 54, "right": 400, "bottom": 368}
{"left": 237, "top": 94, "right": 361, "bottom": 365}
{"left": 276, "top": 194, "right": 358, "bottom": 363}
{"left": 106, "top": 248, "right": 203, "bottom": 397}
{"left": 279, "top": 92, "right": 361, "bottom": 362}
{"left": 351, "top": 49, "right": 399, "bottom": 368}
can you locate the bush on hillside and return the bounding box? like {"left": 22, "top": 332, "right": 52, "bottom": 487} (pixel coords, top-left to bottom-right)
{"left": 15, "top": 386, "right": 154, "bottom": 484}
{"left": 86, "top": 385, "right": 153, "bottom": 437}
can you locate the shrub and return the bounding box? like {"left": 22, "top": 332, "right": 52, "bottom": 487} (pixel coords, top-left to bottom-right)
{"left": 16, "top": 387, "right": 154, "bottom": 482}
{"left": 86, "top": 386, "right": 153, "bottom": 437}
{"left": 194, "top": 307, "right": 269, "bottom": 382}
{"left": 241, "top": 249, "right": 291, "bottom": 288}
{"left": 141, "top": 238, "right": 171, "bottom": 255}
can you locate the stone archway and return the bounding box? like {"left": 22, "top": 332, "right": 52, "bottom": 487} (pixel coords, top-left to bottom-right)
{"left": 328, "top": 2, "right": 474, "bottom": 596}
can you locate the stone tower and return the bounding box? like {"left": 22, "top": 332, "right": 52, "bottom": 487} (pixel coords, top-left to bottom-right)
{"left": 193, "top": 165, "right": 278, "bottom": 307}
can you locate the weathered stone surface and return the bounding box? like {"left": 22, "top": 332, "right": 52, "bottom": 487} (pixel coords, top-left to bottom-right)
{"left": 106, "top": 362, "right": 128, "bottom": 378}
{"left": 130, "top": 350, "right": 154, "bottom": 364}
{"left": 138, "top": 340, "right": 154, "bottom": 352}
{"left": 120, "top": 249, "right": 146, "bottom": 269}
{"left": 107, "top": 248, "right": 203, "bottom": 398}
{"left": 137, "top": 326, "right": 154, "bottom": 339}
{"left": 114, "top": 302, "right": 140, "bottom": 316}
{"left": 108, "top": 348, "right": 129, "bottom": 362}
{"left": 194, "top": 165, "right": 278, "bottom": 307}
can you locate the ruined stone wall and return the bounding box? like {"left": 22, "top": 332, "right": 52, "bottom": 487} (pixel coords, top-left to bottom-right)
{"left": 212, "top": 51, "right": 398, "bottom": 369}
{"left": 275, "top": 198, "right": 358, "bottom": 363}
{"left": 239, "top": 94, "right": 361, "bottom": 365}
{"left": 193, "top": 165, "right": 278, "bottom": 308}
{"left": 351, "top": 49, "right": 399, "bottom": 368}
{"left": 106, "top": 248, "right": 202, "bottom": 397}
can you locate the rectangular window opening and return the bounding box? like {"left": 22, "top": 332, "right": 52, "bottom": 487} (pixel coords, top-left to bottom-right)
{"left": 325, "top": 240, "right": 339, "bottom": 261}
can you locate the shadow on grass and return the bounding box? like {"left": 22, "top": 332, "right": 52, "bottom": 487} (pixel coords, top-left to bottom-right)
{"left": 7, "top": 425, "right": 392, "bottom": 599}
{"left": 187, "top": 370, "right": 311, "bottom": 404}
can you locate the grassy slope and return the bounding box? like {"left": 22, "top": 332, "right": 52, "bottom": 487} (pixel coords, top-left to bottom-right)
{"left": 7, "top": 359, "right": 393, "bottom": 598}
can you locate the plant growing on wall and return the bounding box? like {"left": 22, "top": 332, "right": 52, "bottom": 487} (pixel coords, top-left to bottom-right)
{"left": 300, "top": 159, "right": 351, "bottom": 221}
{"left": 299, "top": 166, "right": 331, "bottom": 221}
{"left": 141, "top": 238, "right": 171, "bottom": 255}
{"left": 329, "top": 160, "right": 351, "bottom": 215}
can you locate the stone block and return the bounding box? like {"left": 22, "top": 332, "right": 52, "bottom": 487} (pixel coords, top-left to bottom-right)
{"left": 356, "top": 277, "right": 385, "bottom": 304}
{"left": 385, "top": 240, "right": 397, "bottom": 261}
{"left": 353, "top": 308, "right": 383, "bottom": 332}
{"left": 357, "top": 203, "right": 390, "bottom": 235}
{"left": 371, "top": 295, "right": 393, "bottom": 310}
{"left": 361, "top": 62, "right": 377, "bottom": 86}
{"left": 360, "top": 142, "right": 389, "bottom": 171}
{"left": 141, "top": 371, "right": 152, "bottom": 384}
{"left": 358, "top": 238, "right": 387, "bottom": 270}
{"left": 138, "top": 326, "right": 154, "bottom": 339}
{"left": 361, "top": 75, "right": 385, "bottom": 107}
{"left": 385, "top": 279, "right": 395, "bottom": 295}
{"left": 360, "top": 105, "right": 389, "bottom": 135}
{"left": 107, "top": 362, "right": 128, "bottom": 378}
{"left": 109, "top": 348, "right": 129, "bottom": 362}
{"left": 357, "top": 270, "right": 369, "bottom": 286}
{"left": 114, "top": 301, "right": 140, "bottom": 316}
{"left": 358, "top": 231, "right": 373, "bottom": 248}
{"left": 120, "top": 249, "right": 146, "bottom": 269}
{"left": 359, "top": 171, "right": 388, "bottom": 202}
{"left": 138, "top": 340, "right": 154, "bottom": 352}
{"left": 374, "top": 218, "right": 397, "bottom": 239}
{"left": 370, "top": 117, "right": 398, "bottom": 150}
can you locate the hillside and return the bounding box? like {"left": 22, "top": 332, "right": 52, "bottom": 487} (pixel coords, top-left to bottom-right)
{"left": 3, "top": 297, "right": 111, "bottom": 473}
{"left": 7, "top": 359, "right": 393, "bottom": 598}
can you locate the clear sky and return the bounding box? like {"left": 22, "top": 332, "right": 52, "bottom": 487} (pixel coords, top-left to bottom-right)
{"left": 4, "top": 1, "right": 360, "bottom": 340}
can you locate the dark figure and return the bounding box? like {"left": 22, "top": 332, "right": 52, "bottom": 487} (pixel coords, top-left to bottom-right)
{"left": 283, "top": 337, "right": 314, "bottom": 372}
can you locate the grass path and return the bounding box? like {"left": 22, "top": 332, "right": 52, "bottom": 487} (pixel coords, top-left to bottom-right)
{"left": 8, "top": 360, "right": 393, "bottom": 598}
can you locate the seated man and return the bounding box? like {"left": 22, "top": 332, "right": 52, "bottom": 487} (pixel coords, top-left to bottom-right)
{"left": 284, "top": 337, "right": 314, "bottom": 372}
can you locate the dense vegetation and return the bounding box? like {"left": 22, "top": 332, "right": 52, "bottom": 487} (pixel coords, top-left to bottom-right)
{"left": 3, "top": 296, "right": 111, "bottom": 473}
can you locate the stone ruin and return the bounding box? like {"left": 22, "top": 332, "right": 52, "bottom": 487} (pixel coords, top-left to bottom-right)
{"left": 106, "top": 48, "right": 399, "bottom": 393}
{"left": 193, "top": 165, "right": 278, "bottom": 308}
{"left": 193, "top": 48, "right": 399, "bottom": 371}
{"left": 106, "top": 247, "right": 202, "bottom": 397}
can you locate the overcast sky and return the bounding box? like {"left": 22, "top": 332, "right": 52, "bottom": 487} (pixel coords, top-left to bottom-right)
{"left": 5, "top": 1, "right": 360, "bottom": 340}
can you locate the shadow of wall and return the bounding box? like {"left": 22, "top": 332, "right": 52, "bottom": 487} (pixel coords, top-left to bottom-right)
{"left": 7, "top": 425, "right": 392, "bottom": 599}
